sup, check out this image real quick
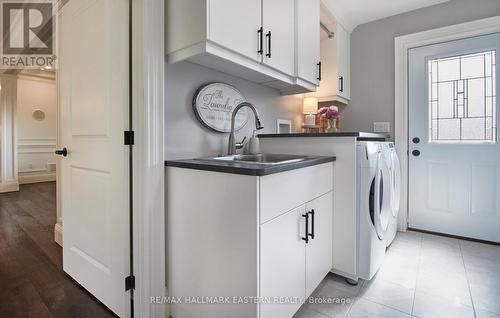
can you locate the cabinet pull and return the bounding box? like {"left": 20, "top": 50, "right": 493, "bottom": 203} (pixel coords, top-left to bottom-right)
{"left": 257, "top": 27, "right": 263, "bottom": 55}
{"left": 308, "top": 209, "right": 315, "bottom": 239}
{"left": 317, "top": 62, "right": 322, "bottom": 81}
{"left": 339, "top": 76, "right": 344, "bottom": 92}
{"left": 301, "top": 213, "right": 309, "bottom": 244}
{"left": 265, "top": 31, "right": 272, "bottom": 58}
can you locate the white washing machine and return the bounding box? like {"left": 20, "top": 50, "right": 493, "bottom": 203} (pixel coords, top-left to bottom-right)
{"left": 357, "top": 142, "right": 393, "bottom": 280}
{"left": 386, "top": 144, "right": 401, "bottom": 247}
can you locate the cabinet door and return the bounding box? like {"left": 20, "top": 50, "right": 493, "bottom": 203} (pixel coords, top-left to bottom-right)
{"left": 261, "top": 205, "right": 306, "bottom": 318}
{"left": 305, "top": 192, "right": 333, "bottom": 296}
{"left": 336, "top": 23, "right": 350, "bottom": 100}
{"left": 208, "top": 0, "right": 262, "bottom": 62}
{"left": 262, "top": 0, "right": 295, "bottom": 76}
{"left": 296, "top": 0, "right": 320, "bottom": 85}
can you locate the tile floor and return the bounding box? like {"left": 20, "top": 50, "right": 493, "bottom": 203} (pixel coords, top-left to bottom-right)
{"left": 294, "top": 231, "right": 500, "bottom": 318}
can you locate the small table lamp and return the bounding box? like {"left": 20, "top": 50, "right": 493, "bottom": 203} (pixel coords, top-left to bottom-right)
{"left": 303, "top": 97, "right": 318, "bottom": 126}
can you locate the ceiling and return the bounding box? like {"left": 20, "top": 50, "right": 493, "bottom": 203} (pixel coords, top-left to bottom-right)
{"left": 321, "top": 0, "right": 450, "bottom": 31}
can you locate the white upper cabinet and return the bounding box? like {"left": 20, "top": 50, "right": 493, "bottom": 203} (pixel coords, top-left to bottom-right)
{"left": 262, "top": 0, "right": 295, "bottom": 76}
{"left": 308, "top": 4, "right": 351, "bottom": 104}
{"left": 296, "top": 0, "right": 321, "bottom": 87}
{"left": 208, "top": 0, "right": 262, "bottom": 62}
{"left": 166, "top": 0, "right": 320, "bottom": 95}
{"left": 335, "top": 22, "right": 350, "bottom": 101}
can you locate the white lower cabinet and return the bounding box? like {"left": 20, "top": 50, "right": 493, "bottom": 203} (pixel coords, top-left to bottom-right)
{"left": 167, "top": 163, "right": 334, "bottom": 318}
{"left": 261, "top": 205, "right": 306, "bottom": 318}
{"left": 261, "top": 191, "right": 334, "bottom": 318}
{"left": 305, "top": 193, "right": 334, "bottom": 296}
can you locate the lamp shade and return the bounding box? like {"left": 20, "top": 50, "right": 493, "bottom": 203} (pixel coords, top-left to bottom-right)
{"left": 303, "top": 97, "right": 318, "bottom": 114}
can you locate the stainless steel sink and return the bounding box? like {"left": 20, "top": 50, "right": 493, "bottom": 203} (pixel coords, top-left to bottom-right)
{"left": 196, "top": 154, "right": 308, "bottom": 165}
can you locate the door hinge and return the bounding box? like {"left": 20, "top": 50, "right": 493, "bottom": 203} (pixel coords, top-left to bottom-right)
{"left": 125, "top": 275, "right": 135, "bottom": 291}
{"left": 124, "top": 131, "right": 135, "bottom": 145}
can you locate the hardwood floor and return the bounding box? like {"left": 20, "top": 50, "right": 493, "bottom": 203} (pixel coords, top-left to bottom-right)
{"left": 0, "top": 182, "right": 117, "bottom": 318}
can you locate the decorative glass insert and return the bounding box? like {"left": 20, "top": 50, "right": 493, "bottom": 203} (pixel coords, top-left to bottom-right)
{"left": 428, "top": 50, "right": 497, "bottom": 142}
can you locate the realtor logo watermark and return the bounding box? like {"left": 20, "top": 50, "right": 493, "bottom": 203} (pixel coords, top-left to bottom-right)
{"left": 0, "top": 0, "right": 56, "bottom": 69}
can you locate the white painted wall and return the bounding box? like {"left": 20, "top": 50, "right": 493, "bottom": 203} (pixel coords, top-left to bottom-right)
{"left": 17, "top": 76, "right": 57, "bottom": 184}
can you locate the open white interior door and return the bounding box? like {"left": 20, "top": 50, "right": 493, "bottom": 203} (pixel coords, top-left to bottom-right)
{"left": 59, "top": 0, "right": 131, "bottom": 316}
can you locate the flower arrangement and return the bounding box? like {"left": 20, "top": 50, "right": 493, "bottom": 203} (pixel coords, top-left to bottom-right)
{"left": 318, "top": 106, "right": 339, "bottom": 120}
{"left": 318, "top": 106, "right": 340, "bottom": 132}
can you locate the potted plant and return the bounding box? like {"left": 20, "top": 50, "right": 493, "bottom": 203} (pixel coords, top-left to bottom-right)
{"left": 318, "top": 106, "right": 340, "bottom": 132}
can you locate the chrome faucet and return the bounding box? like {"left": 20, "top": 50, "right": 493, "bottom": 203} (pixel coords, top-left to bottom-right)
{"left": 228, "top": 102, "right": 264, "bottom": 155}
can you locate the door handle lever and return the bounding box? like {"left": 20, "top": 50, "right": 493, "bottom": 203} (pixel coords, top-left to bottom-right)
{"left": 55, "top": 147, "right": 68, "bottom": 157}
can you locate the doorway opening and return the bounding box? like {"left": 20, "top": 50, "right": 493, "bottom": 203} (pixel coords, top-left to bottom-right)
{"left": 0, "top": 68, "right": 117, "bottom": 316}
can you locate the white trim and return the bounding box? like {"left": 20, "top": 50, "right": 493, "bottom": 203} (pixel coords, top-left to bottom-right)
{"left": 394, "top": 15, "right": 500, "bottom": 231}
{"left": 0, "top": 180, "right": 19, "bottom": 193}
{"left": 19, "top": 173, "right": 56, "bottom": 184}
{"left": 54, "top": 222, "right": 63, "bottom": 247}
{"left": 17, "top": 74, "right": 56, "bottom": 83}
{"left": 132, "top": 0, "right": 166, "bottom": 317}
{"left": 0, "top": 76, "right": 19, "bottom": 193}
{"left": 18, "top": 140, "right": 56, "bottom": 154}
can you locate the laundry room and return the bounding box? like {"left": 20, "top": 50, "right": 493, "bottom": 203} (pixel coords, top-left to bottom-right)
{"left": 0, "top": 0, "right": 499, "bottom": 318}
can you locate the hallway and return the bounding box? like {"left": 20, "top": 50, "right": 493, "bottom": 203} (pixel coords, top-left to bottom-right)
{"left": 0, "top": 182, "right": 116, "bottom": 317}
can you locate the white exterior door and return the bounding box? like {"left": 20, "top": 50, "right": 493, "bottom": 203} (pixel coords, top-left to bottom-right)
{"left": 208, "top": 0, "right": 262, "bottom": 62}
{"left": 408, "top": 33, "right": 500, "bottom": 242}
{"left": 59, "top": 0, "right": 130, "bottom": 316}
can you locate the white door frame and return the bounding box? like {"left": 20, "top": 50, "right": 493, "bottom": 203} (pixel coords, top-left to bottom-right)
{"left": 394, "top": 15, "right": 500, "bottom": 232}
{"left": 131, "top": 0, "right": 166, "bottom": 317}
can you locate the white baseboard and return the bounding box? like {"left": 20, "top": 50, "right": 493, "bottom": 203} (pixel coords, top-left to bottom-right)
{"left": 19, "top": 173, "right": 56, "bottom": 184}
{"left": 54, "top": 223, "right": 63, "bottom": 246}
{"left": 0, "top": 181, "right": 20, "bottom": 193}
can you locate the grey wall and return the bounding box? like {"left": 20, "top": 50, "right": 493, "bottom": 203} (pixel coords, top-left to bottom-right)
{"left": 345, "top": 0, "right": 500, "bottom": 138}
{"left": 165, "top": 61, "right": 303, "bottom": 160}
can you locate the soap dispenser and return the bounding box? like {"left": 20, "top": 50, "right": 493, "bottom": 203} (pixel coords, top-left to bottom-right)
{"left": 248, "top": 130, "right": 261, "bottom": 154}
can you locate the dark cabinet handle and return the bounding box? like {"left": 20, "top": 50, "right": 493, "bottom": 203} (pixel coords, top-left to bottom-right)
{"left": 339, "top": 76, "right": 344, "bottom": 92}
{"left": 308, "top": 209, "right": 315, "bottom": 239}
{"left": 412, "top": 149, "right": 421, "bottom": 157}
{"left": 257, "top": 27, "right": 263, "bottom": 55}
{"left": 55, "top": 147, "right": 68, "bottom": 157}
{"left": 317, "top": 62, "right": 322, "bottom": 81}
{"left": 412, "top": 137, "right": 420, "bottom": 144}
{"left": 301, "top": 213, "right": 309, "bottom": 244}
{"left": 265, "top": 31, "right": 271, "bottom": 58}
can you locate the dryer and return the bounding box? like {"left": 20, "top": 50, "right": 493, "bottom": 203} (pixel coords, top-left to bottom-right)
{"left": 357, "top": 142, "right": 392, "bottom": 280}
{"left": 386, "top": 144, "right": 401, "bottom": 247}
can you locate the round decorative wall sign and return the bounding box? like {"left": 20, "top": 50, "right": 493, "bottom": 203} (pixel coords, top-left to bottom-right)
{"left": 192, "top": 82, "right": 250, "bottom": 133}
{"left": 32, "top": 109, "right": 46, "bottom": 121}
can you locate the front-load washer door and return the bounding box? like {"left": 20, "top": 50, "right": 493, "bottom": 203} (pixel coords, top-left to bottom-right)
{"left": 369, "top": 154, "right": 393, "bottom": 240}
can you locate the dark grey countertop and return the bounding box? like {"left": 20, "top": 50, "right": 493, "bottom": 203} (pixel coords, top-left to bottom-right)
{"left": 165, "top": 155, "right": 336, "bottom": 176}
{"left": 258, "top": 132, "right": 389, "bottom": 140}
